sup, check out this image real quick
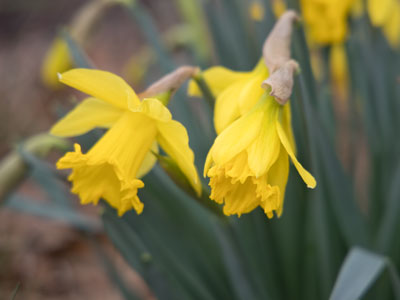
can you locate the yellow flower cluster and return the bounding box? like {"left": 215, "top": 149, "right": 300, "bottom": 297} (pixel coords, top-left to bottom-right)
{"left": 300, "top": 0, "right": 400, "bottom": 47}
{"left": 50, "top": 10, "right": 317, "bottom": 219}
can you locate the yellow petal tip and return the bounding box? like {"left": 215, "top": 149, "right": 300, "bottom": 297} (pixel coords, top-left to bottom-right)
{"left": 306, "top": 176, "right": 317, "bottom": 189}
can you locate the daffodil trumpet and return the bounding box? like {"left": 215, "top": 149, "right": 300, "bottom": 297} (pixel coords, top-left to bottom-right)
{"left": 51, "top": 68, "right": 201, "bottom": 216}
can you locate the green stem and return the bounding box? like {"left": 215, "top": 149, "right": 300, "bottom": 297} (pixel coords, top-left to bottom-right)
{"left": 192, "top": 72, "right": 215, "bottom": 108}
{"left": 0, "top": 133, "right": 70, "bottom": 201}
{"left": 126, "top": 1, "right": 175, "bottom": 72}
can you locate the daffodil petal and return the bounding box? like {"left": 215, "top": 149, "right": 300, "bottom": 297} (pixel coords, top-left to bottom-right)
{"left": 59, "top": 68, "right": 140, "bottom": 109}
{"left": 236, "top": 73, "right": 266, "bottom": 115}
{"left": 282, "top": 103, "right": 296, "bottom": 154}
{"left": 276, "top": 120, "right": 316, "bottom": 188}
{"left": 247, "top": 104, "right": 281, "bottom": 177}
{"left": 213, "top": 60, "right": 268, "bottom": 134}
{"left": 383, "top": 5, "right": 400, "bottom": 47}
{"left": 131, "top": 98, "right": 172, "bottom": 122}
{"left": 136, "top": 142, "right": 158, "bottom": 178}
{"left": 188, "top": 66, "right": 250, "bottom": 97}
{"left": 368, "top": 0, "right": 393, "bottom": 26}
{"left": 50, "top": 97, "right": 123, "bottom": 137}
{"left": 204, "top": 150, "right": 213, "bottom": 177}
{"left": 266, "top": 149, "right": 289, "bottom": 217}
{"left": 252, "top": 57, "right": 269, "bottom": 74}
{"left": 236, "top": 60, "right": 268, "bottom": 115}
{"left": 157, "top": 120, "right": 201, "bottom": 196}
{"left": 221, "top": 179, "right": 260, "bottom": 217}
{"left": 211, "top": 109, "right": 264, "bottom": 165}
{"left": 214, "top": 81, "right": 243, "bottom": 134}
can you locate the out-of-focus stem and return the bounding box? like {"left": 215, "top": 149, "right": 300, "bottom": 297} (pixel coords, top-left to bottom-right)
{"left": 0, "top": 134, "right": 70, "bottom": 202}
{"left": 192, "top": 72, "right": 216, "bottom": 108}
{"left": 125, "top": 1, "right": 175, "bottom": 72}
{"left": 156, "top": 153, "right": 224, "bottom": 218}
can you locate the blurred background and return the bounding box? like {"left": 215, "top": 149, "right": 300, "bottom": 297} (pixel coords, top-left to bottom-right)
{"left": 1, "top": 0, "right": 400, "bottom": 299}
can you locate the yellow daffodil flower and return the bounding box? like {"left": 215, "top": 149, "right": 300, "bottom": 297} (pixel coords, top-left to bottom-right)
{"left": 190, "top": 11, "right": 315, "bottom": 218}
{"left": 368, "top": 0, "right": 400, "bottom": 47}
{"left": 42, "top": 38, "right": 73, "bottom": 88}
{"left": 301, "top": 0, "right": 355, "bottom": 45}
{"left": 249, "top": 1, "right": 265, "bottom": 21}
{"left": 382, "top": 6, "right": 400, "bottom": 47}
{"left": 330, "top": 43, "right": 349, "bottom": 101}
{"left": 41, "top": 0, "right": 120, "bottom": 88}
{"left": 188, "top": 59, "right": 268, "bottom": 134}
{"left": 272, "top": 0, "right": 287, "bottom": 18}
{"left": 204, "top": 93, "right": 316, "bottom": 218}
{"left": 51, "top": 69, "right": 201, "bottom": 216}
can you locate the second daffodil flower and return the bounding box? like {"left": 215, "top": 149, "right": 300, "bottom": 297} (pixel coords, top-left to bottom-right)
{"left": 204, "top": 93, "right": 316, "bottom": 218}
{"left": 51, "top": 68, "right": 201, "bottom": 216}
{"left": 193, "top": 11, "right": 316, "bottom": 218}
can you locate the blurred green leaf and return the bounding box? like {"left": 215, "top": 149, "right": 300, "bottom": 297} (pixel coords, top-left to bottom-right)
{"left": 17, "top": 146, "right": 70, "bottom": 207}
{"left": 61, "top": 30, "right": 92, "bottom": 69}
{"left": 125, "top": 1, "right": 174, "bottom": 72}
{"left": 376, "top": 161, "right": 400, "bottom": 253}
{"left": 295, "top": 71, "right": 369, "bottom": 247}
{"left": 214, "top": 222, "right": 260, "bottom": 300}
{"left": 329, "top": 247, "right": 397, "bottom": 300}
{"left": 6, "top": 195, "right": 100, "bottom": 233}
{"left": 102, "top": 205, "right": 180, "bottom": 300}
{"left": 10, "top": 282, "right": 20, "bottom": 300}
{"left": 90, "top": 237, "right": 142, "bottom": 300}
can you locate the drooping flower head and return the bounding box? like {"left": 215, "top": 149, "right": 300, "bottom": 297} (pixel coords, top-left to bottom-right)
{"left": 51, "top": 69, "right": 201, "bottom": 216}
{"left": 189, "top": 11, "right": 316, "bottom": 218}
{"left": 205, "top": 93, "right": 316, "bottom": 217}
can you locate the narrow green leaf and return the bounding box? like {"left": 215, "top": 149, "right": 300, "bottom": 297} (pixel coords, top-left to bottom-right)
{"left": 61, "top": 30, "right": 92, "bottom": 69}
{"left": 17, "top": 146, "right": 70, "bottom": 207}
{"left": 329, "top": 248, "right": 386, "bottom": 300}
{"left": 10, "top": 282, "right": 20, "bottom": 300}
{"left": 103, "top": 207, "right": 184, "bottom": 300}
{"left": 125, "top": 2, "right": 174, "bottom": 72}
{"left": 6, "top": 195, "right": 100, "bottom": 233}
{"left": 214, "top": 222, "right": 260, "bottom": 300}
{"left": 192, "top": 72, "right": 216, "bottom": 108}
{"left": 201, "top": 0, "right": 245, "bottom": 68}
{"left": 295, "top": 74, "right": 369, "bottom": 247}
{"left": 89, "top": 237, "right": 142, "bottom": 300}
{"left": 387, "top": 262, "right": 400, "bottom": 299}
{"left": 377, "top": 161, "right": 400, "bottom": 253}
{"left": 234, "top": 211, "right": 281, "bottom": 299}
